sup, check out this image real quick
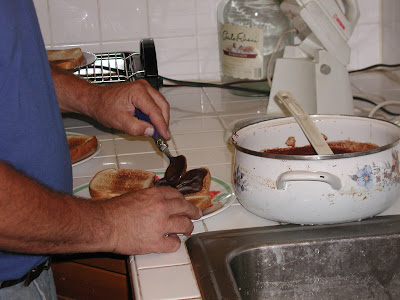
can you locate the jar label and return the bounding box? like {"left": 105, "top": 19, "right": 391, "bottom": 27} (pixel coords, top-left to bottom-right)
{"left": 219, "top": 23, "right": 264, "bottom": 80}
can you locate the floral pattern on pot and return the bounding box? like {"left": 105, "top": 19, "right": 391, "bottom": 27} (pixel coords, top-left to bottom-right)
{"left": 350, "top": 150, "right": 400, "bottom": 190}
{"left": 234, "top": 166, "right": 248, "bottom": 192}
{"left": 351, "top": 165, "right": 374, "bottom": 189}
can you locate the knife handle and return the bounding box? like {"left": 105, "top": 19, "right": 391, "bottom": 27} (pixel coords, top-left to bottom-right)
{"left": 134, "top": 108, "right": 162, "bottom": 138}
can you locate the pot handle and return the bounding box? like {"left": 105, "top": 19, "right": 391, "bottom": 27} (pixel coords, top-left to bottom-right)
{"left": 276, "top": 171, "right": 342, "bottom": 190}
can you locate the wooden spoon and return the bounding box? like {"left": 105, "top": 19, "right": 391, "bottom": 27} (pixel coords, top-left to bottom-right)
{"left": 275, "top": 90, "right": 334, "bottom": 155}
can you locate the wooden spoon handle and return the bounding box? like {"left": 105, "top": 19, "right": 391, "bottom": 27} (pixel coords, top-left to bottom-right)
{"left": 275, "top": 90, "right": 334, "bottom": 155}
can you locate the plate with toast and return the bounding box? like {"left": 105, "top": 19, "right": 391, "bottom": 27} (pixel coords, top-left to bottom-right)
{"left": 66, "top": 132, "right": 101, "bottom": 166}
{"left": 47, "top": 48, "right": 96, "bottom": 70}
{"left": 73, "top": 168, "right": 235, "bottom": 221}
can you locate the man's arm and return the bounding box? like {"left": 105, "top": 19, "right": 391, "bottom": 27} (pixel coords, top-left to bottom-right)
{"left": 50, "top": 66, "right": 171, "bottom": 140}
{"left": 0, "top": 162, "right": 111, "bottom": 254}
{"left": 0, "top": 161, "right": 200, "bottom": 255}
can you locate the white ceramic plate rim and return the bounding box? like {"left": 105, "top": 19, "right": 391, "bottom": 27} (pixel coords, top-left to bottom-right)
{"left": 76, "top": 52, "right": 96, "bottom": 69}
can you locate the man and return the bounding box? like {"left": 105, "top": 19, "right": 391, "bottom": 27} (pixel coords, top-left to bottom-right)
{"left": 0, "top": 1, "right": 201, "bottom": 298}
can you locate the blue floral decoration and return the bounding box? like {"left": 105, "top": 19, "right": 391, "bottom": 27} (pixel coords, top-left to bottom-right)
{"left": 234, "top": 166, "right": 247, "bottom": 192}
{"left": 355, "top": 165, "right": 374, "bottom": 189}
{"left": 350, "top": 165, "right": 374, "bottom": 189}
{"left": 350, "top": 150, "right": 400, "bottom": 191}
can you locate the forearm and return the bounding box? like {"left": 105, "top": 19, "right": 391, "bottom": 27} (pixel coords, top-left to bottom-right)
{"left": 50, "top": 65, "right": 100, "bottom": 116}
{"left": 0, "top": 162, "right": 112, "bottom": 254}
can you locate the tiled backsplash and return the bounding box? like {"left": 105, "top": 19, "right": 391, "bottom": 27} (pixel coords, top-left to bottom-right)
{"left": 382, "top": 1, "right": 400, "bottom": 64}
{"left": 34, "top": 0, "right": 400, "bottom": 81}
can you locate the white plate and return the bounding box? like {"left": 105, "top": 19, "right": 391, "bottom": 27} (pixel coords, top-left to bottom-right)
{"left": 75, "top": 52, "right": 96, "bottom": 69}
{"left": 73, "top": 173, "right": 235, "bottom": 221}
{"left": 66, "top": 132, "right": 101, "bottom": 167}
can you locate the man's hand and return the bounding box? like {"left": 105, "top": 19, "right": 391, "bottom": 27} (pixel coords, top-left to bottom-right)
{"left": 89, "top": 80, "right": 171, "bottom": 140}
{"left": 51, "top": 66, "right": 170, "bottom": 140}
{"left": 102, "top": 186, "right": 202, "bottom": 254}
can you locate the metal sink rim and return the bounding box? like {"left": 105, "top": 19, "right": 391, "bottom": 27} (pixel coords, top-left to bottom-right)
{"left": 186, "top": 215, "right": 400, "bottom": 300}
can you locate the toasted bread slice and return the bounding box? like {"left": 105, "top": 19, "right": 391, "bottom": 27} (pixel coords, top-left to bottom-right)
{"left": 89, "top": 168, "right": 156, "bottom": 198}
{"left": 176, "top": 168, "right": 211, "bottom": 211}
{"left": 185, "top": 195, "right": 211, "bottom": 212}
{"left": 50, "top": 59, "right": 77, "bottom": 70}
{"left": 67, "top": 135, "right": 98, "bottom": 164}
{"left": 47, "top": 48, "right": 84, "bottom": 69}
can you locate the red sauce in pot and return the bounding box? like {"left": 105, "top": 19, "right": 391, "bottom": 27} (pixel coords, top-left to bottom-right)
{"left": 263, "top": 140, "right": 379, "bottom": 155}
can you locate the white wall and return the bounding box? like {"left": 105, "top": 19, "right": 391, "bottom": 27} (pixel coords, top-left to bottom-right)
{"left": 33, "top": 0, "right": 399, "bottom": 81}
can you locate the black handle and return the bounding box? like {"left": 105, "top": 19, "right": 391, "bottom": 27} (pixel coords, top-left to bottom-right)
{"left": 140, "top": 38, "right": 162, "bottom": 90}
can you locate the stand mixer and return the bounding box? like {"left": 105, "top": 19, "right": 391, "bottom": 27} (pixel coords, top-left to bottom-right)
{"left": 268, "top": 0, "right": 360, "bottom": 115}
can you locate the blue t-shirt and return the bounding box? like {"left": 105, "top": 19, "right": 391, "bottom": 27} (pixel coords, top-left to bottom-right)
{"left": 0, "top": 0, "right": 73, "bottom": 281}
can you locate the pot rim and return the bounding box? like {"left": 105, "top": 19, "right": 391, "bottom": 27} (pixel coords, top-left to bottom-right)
{"left": 231, "top": 115, "right": 400, "bottom": 161}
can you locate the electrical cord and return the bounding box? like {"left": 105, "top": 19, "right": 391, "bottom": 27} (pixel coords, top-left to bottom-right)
{"left": 353, "top": 92, "right": 387, "bottom": 104}
{"left": 160, "top": 75, "right": 400, "bottom": 116}
{"left": 349, "top": 63, "right": 400, "bottom": 74}
{"left": 368, "top": 101, "right": 400, "bottom": 118}
{"left": 160, "top": 76, "right": 270, "bottom": 95}
{"left": 353, "top": 96, "right": 400, "bottom": 116}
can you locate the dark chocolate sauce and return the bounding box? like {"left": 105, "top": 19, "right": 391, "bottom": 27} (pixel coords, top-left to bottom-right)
{"left": 175, "top": 168, "right": 207, "bottom": 195}
{"left": 164, "top": 155, "right": 186, "bottom": 185}
{"left": 155, "top": 168, "right": 207, "bottom": 195}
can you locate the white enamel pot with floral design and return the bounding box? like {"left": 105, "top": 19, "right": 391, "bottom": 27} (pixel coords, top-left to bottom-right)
{"left": 231, "top": 115, "right": 400, "bottom": 225}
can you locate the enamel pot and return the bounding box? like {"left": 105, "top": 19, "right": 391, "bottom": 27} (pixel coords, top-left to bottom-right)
{"left": 231, "top": 115, "right": 400, "bottom": 224}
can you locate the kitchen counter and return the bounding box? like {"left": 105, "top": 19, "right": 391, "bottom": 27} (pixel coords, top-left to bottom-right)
{"left": 64, "top": 69, "right": 400, "bottom": 300}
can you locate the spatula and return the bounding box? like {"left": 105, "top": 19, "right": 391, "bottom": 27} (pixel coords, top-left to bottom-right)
{"left": 275, "top": 90, "right": 334, "bottom": 155}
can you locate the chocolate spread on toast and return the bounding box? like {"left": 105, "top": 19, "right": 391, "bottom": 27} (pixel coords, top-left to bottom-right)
{"left": 175, "top": 168, "right": 207, "bottom": 195}
{"left": 155, "top": 168, "right": 207, "bottom": 195}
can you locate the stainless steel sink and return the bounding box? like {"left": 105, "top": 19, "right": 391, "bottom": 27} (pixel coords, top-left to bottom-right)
{"left": 186, "top": 215, "right": 400, "bottom": 300}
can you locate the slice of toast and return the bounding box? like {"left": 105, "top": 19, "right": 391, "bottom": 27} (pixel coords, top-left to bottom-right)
{"left": 184, "top": 195, "right": 211, "bottom": 212}
{"left": 89, "top": 167, "right": 212, "bottom": 211}
{"left": 50, "top": 59, "right": 77, "bottom": 70}
{"left": 67, "top": 135, "right": 98, "bottom": 164}
{"left": 47, "top": 48, "right": 84, "bottom": 69}
{"left": 175, "top": 168, "right": 211, "bottom": 212}
{"left": 89, "top": 168, "right": 156, "bottom": 198}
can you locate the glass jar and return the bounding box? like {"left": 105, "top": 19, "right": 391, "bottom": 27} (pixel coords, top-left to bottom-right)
{"left": 217, "top": 0, "right": 293, "bottom": 96}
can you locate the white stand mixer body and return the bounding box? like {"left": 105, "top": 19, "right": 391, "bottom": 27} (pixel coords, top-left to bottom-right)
{"left": 268, "top": 0, "right": 359, "bottom": 116}
{"left": 269, "top": 45, "right": 354, "bottom": 115}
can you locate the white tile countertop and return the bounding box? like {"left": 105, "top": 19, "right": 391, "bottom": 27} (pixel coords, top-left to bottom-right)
{"left": 64, "top": 70, "right": 400, "bottom": 300}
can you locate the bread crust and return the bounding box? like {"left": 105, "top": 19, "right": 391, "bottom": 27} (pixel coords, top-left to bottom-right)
{"left": 182, "top": 168, "right": 212, "bottom": 211}
{"left": 47, "top": 48, "right": 84, "bottom": 69}
{"left": 67, "top": 135, "right": 98, "bottom": 164}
